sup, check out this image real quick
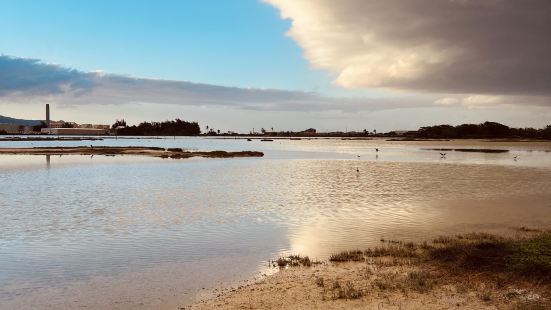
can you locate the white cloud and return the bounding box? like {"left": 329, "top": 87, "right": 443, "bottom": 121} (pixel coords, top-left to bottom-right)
{"left": 434, "top": 97, "right": 460, "bottom": 106}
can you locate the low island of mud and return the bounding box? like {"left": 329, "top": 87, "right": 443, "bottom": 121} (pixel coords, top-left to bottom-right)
{"left": 0, "top": 146, "right": 264, "bottom": 159}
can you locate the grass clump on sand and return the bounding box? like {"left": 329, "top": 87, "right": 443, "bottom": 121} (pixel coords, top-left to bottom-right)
{"left": 331, "top": 280, "right": 364, "bottom": 299}
{"left": 329, "top": 244, "right": 418, "bottom": 263}
{"left": 329, "top": 250, "right": 364, "bottom": 262}
{"left": 405, "top": 271, "right": 435, "bottom": 293}
{"left": 275, "top": 255, "right": 317, "bottom": 267}
{"left": 315, "top": 278, "right": 365, "bottom": 300}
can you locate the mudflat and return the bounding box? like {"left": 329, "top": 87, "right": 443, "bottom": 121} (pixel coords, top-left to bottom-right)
{"left": 0, "top": 146, "right": 264, "bottom": 159}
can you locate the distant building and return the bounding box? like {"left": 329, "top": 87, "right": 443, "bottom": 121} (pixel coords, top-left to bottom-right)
{"left": 48, "top": 120, "right": 78, "bottom": 128}
{"left": 78, "top": 123, "right": 109, "bottom": 129}
{"left": 46, "top": 121, "right": 110, "bottom": 130}
{"left": 0, "top": 124, "right": 34, "bottom": 134}
{"left": 89, "top": 124, "right": 110, "bottom": 130}
{"left": 41, "top": 128, "right": 108, "bottom": 135}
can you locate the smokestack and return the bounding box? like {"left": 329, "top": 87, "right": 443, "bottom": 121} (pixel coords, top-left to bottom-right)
{"left": 46, "top": 104, "right": 50, "bottom": 128}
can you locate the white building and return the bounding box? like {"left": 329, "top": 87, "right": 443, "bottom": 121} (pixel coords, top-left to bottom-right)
{"left": 41, "top": 128, "right": 108, "bottom": 135}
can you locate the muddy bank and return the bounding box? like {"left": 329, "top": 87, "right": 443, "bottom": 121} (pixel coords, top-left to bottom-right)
{"left": 0, "top": 136, "right": 104, "bottom": 141}
{"left": 189, "top": 230, "right": 550, "bottom": 309}
{"left": 0, "top": 146, "right": 264, "bottom": 159}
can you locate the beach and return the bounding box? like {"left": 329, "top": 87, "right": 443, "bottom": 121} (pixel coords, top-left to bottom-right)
{"left": 190, "top": 230, "right": 551, "bottom": 309}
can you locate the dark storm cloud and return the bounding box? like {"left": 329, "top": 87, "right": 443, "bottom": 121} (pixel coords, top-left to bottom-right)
{"left": 266, "top": 0, "right": 551, "bottom": 96}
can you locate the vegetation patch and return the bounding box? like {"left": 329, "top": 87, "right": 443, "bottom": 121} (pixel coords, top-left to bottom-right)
{"left": 329, "top": 244, "right": 418, "bottom": 263}
{"left": 329, "top": 250, "right": 364, "bottom": 262}
{"left": 405, "top": 271, "right": 435, "bottom": 293}
{"left": 428, "top": 232, "right": 551, "bottom": 284}
{"left": 274, "top": 255, "right": 316, "bottom": 268}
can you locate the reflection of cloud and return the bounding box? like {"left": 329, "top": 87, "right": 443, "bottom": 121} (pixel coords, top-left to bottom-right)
{"left": 0, "top": 55, "right": 437, "bottom": 113}
{"left": 264, "top": 0, "right": 551, "bottom": 97}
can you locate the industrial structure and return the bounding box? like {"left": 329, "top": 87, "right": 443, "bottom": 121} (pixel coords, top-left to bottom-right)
{"left": 46, "top": 104, "right": 50, "bottom": 128}
{"left": 40, "top": 104, "right": 109, "bottom": 135}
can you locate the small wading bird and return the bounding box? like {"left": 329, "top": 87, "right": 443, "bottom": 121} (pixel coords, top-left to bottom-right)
{"left": 514, "top": 155, "right": 520, "bottom": 161}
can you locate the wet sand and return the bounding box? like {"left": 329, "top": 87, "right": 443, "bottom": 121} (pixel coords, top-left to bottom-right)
{"left": 0, "top": 146, "right": 264, "bottom": 159}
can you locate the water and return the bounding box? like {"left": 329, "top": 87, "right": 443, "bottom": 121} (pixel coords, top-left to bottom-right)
{"left": 1, "top": 137, "right": 551, "bottom": 309}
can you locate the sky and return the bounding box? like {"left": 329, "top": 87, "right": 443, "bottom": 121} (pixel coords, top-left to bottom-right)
{"left": 1, "top": 0, "right": 550, "bottom": 132}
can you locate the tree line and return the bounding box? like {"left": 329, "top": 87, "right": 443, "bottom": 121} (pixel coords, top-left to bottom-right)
{"left": 417, "top": 122, "right": 551, "bottom": 139}
{"left": 112, "top": 119, "right": 201, "bottom": 136}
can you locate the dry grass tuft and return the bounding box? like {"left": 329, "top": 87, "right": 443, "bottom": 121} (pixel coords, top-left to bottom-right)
{"left": 329, "top": 250, "right": 364, "bottom": 262}
{"left": 406, "top": 271, "right": 435, "bottom": 293}
{"left": 275, "top": 255, "right": 316, "bottom": 267}
{"left": 329, "top": 280, "right": 364, "bottom": 300}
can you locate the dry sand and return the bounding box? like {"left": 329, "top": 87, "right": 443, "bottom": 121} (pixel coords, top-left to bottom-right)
{"left": 188, "top": 264, "right": 528, "bottom": 309}
{"left": 189, "top": 233, "right": 550, "bottom": 310}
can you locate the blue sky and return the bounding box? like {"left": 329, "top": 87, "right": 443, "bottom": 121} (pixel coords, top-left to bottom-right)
{"left": 0, "top": 0, "right": 549, "bottom": 132}
{"left": 0, "top": 0, "right": 329, "bottom": 91}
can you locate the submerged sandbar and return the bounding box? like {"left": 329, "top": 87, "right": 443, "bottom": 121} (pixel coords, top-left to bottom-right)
{"left": 0, "top": 146, "right": 264, "bottom": 159}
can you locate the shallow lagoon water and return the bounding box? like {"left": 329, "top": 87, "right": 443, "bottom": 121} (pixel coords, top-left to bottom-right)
{"left": 1, "top": 137, "right": 551, "bottom": 309}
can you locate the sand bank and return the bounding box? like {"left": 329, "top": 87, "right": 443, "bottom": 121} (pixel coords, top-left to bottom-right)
{"left": 0, "top": 146, "right": 264, "bottom": 159}
{"left": 189, "top": 231, "right": 550, "bottom": 309}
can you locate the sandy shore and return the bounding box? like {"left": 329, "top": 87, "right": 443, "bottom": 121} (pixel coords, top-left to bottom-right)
{"left": 189, "top": 231, "right": 550, "bottom": 309}
{"left": 0, "top": 146, "right": 264, "bottom": 159}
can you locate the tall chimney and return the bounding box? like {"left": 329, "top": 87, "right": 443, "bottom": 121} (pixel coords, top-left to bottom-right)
{"left": 46, "top": 104, "right": 50, "bottom": 128}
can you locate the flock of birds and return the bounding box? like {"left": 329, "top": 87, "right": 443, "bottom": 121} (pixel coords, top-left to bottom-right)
{"left": 355, "top": 148, "right": 521, "bottom": 173}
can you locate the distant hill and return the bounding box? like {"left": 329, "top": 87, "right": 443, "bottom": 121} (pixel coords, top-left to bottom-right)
{"left": 0, "top": 115, "right": 42, "bottom": 126}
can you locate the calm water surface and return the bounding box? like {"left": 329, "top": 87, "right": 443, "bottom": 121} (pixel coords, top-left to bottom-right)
{"left": 1, "top": 137, "right": 551, "bottom": 309}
